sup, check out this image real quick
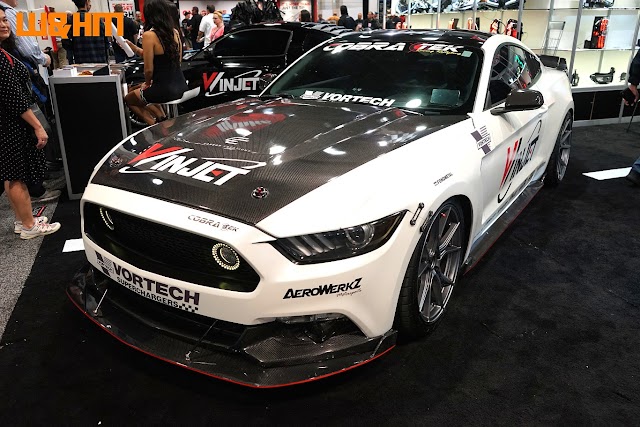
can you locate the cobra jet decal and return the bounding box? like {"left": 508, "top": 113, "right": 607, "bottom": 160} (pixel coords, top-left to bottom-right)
{"left": 323, "top": 42, "right": 406, "bottom": 52}
{"left": 300, "top": 90, "right": 395, "bottom": 107}
{"left": 118, "top": 143, "right": 266, "bottom": 185}
{"left": 498, "top": 120, "right": 542, "bottom": 203}
{"left": 203, "top": 70, "right": 262, "bottom": 97}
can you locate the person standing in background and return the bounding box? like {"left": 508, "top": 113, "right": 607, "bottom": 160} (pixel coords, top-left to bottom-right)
{"left": 111, "top": 4, "right": 138, "bottom": 63}
{"left": 63, "top": 0, "right": 109, "bottom": 64}
{"left": 363, "top": 11, "right": 380, "bottom": 29}
{"left": 299, "top": 9, "right": 311, "bottom": 22}
{"left": 0, "top": 0, "right": 51, "bottom": 68}
{"left": 337, "top": 5, "right": 356, "bottom": 30}
{"left": 181, "top": 10, "right": 192, "bottom": 49}
{"left": 209, "top": 11, "right": 224, "bottom": 42}
{"left": 0, "top": 9, "right": 61, "bottom": 238}
{"left": 624, "top": 49, "right": 640, "bottom": 186}
{"left": 187, "top": 6, "right": 202, "bottom": 49}
{"left": 198, "top": 5, "right": 215, "bottom": 48}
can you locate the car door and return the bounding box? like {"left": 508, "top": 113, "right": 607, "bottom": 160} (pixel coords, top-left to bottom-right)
{"left": 181, "top": 28, "right": 293, "bottom": 111}
{"left": 470, "top": 43, "right": 548, "bottom": 228}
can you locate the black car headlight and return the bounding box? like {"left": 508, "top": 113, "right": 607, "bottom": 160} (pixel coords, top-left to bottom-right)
{"left": 272, "top": 211, "right": 406, "bottom": 264}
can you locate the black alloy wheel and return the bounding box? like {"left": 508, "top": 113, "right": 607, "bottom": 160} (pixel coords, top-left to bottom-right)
{"left": 544, "top": 112, "right": 573, "bottom": 187}
{"left": 395, "top": 199, "right": 465, "bottom": 339}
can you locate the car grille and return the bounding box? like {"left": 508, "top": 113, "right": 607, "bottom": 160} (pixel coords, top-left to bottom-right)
{"left": 84, "top": 202, "right": 260, "bottom": 292}
{"left": 105, "top": 280, "right": 246, "bottom": 349}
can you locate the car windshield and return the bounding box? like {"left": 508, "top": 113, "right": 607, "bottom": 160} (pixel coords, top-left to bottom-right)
{"left": 265, "top": 39, "right": 483, "bottom": 115}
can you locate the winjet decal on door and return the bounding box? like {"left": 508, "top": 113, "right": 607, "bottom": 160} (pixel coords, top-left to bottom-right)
{"left": 203, "top": 70, "right": 262, "bottom": 97}
{"left": 497, "top": 120, "right": 542, "bottom": 203}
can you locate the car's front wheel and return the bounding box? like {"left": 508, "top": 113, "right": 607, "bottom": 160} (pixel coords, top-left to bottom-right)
{"left": 395, "top": 199, "right": 465, "bottom": 339}
{"left": 544, "top": 112, "right": 573, "bottom": 187}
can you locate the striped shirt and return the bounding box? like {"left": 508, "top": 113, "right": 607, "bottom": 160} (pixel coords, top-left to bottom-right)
{"left": 0, "top": 1, "right": 49, "bottom": 66}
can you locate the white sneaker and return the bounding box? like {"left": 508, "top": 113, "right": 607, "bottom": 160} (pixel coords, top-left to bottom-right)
{"left": 20, "top": 221, "right": 61, "bottom": 240}
{"left": 14, "top": 216, "right": 49, "bottom": 234}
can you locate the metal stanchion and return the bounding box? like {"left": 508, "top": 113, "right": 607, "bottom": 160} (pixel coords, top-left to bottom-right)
{"left": 627, "top": 102, "right": 639, "bottom": 133}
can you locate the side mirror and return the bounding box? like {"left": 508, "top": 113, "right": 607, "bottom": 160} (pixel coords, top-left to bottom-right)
{"left": 491, "top": 89, "right": 544, "bottom": 115}
{"left": 258, "top": 73, "right": 278, "bottom": 91}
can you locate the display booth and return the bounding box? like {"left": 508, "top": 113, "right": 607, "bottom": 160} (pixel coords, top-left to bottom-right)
{"left": 49, "top": 66, "right": 130, "bottom": 199}
{"left": 391, "top": 0, "right": 640, "bottom": 124}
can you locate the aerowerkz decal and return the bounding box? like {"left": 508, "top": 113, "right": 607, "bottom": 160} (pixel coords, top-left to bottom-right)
{"left": 409, "top": 43, "right": 466, "bottom": 56}
{"left": 203, "top": 70, "right": 262, "bottom": 97}
{"left": 300, "top": 91, "right": 395, "bottom": 107}
{"left": 323, "top": 42, "right": 406, "bottom": 52}
{"left": 118, "top": 143, "right": 266, "bottom": 185}
{"left": 498, "top": 120, "right": 542, "bottom": 203}
{"left": 283, "top": 278, "right": 363, "bottom": 299}
{"left": 95, "top": 251, "right": 201, "bottom": 312}
{"left": 472, "top": 125, "right": 492, "bottom": 154}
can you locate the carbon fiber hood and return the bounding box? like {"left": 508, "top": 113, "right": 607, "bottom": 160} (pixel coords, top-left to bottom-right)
{"left": 91, "top": 98, "right": 464, "bottom": 224}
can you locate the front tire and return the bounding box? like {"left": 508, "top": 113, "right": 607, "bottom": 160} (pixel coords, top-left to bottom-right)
{"left": 395, "top": 199, "right": 465, "bottom": 339}
{"left": 544, "top": 112, "right": 573, "bottom": 187}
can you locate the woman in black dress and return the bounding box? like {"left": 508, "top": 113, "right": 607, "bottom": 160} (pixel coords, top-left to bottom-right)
{"left": 0, "top": 9, "right": 60, "bottom": 239}
{"left": 124, "top": 0, "right": 188, "bottom": 126}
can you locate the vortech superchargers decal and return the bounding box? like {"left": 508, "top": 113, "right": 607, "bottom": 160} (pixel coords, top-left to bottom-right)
{"left": 96, "top": 251, "right": 200, "bottom": 312}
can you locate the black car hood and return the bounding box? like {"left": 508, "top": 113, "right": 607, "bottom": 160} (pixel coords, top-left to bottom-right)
{"left": 91, "top": 98, "right": 465, "bottom": 224}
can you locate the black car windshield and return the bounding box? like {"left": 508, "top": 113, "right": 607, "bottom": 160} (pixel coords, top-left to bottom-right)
{"left": 265, "top": 39, "right": 482, "bottom": 115}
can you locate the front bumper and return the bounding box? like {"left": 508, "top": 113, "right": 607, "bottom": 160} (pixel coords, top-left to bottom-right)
{"left": 67, "top": 264, "right": 397, "bottom": 388}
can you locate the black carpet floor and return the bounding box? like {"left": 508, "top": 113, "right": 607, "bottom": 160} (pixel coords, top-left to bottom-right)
{"left": 1, "top": 124, "right": 639, "bottom": 425}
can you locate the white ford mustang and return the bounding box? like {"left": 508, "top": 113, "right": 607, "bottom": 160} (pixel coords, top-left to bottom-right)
{"left": 68, "top": 30, "right": 574, "bottom": 387}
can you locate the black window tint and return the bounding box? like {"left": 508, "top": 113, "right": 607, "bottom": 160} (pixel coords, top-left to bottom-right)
{"left": 486, "top": 45, "right": 536, "bottom": 108}
{"left": 302, "top": 32, "right": 330, "bottom": 52}
{"left": 525, "top": 50, "right": 542, "bottom": 86}
{"left": 214, "top": 29, "right": 291, "bottom": 57}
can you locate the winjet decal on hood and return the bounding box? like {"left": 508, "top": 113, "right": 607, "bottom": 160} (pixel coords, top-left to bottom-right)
{"left": 118, "top": 143, "right": 266, "bottom": 185}
{"left": 203, "top": 70, "right": 262, "bottom": 97}
{"left": 323, "top": 42, "right": 406, "bottom": 52}
{"left": 91, "top": 99, "right": 467, "bottom": 224}
{"left": 300, "top": 91, "right": 395, "bottom": 107}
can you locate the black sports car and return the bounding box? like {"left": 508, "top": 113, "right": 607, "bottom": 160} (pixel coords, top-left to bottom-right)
{"left": 125, "top": 22, "right": 352, "bottom": 114}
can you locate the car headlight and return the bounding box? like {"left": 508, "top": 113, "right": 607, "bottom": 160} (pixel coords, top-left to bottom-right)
{"left": 272, "top": 211, "right": 406, "bottom": 264}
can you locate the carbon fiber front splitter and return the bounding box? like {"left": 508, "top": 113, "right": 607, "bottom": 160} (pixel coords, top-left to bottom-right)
{"left": 66, "top": 264, "right": 397, "bottom": 388}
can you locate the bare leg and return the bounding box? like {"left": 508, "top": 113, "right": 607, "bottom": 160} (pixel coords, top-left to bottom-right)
{"left": 5, "top": 180, "right": 35, "bottom": 228}
{"left": 125, "top": 88, "right": 156, "bottom": 126}
{"left": 147, "top": 104, "right": 166, "bottom": 119}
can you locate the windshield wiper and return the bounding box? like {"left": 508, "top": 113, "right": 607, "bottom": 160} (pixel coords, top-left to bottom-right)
{"left": 258, "top": 93, "right": 294, "bottom": 100}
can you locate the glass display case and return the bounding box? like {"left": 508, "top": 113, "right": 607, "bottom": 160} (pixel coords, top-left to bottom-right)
{"left": 396, "top": 0, "right": 640, "bottom": 123}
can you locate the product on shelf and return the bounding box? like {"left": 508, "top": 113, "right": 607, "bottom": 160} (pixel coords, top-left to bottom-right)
{"left": 620, "top": 72, "right": 627, "bottom": 81}
{"left": 466, "top": 17, "right": 480, "bottom": 30}
{"left": 571, "top": 70, "right": 580, "bottom": 86}
{"left": 489, "top": 18, "right": 501, "bottom": 34}
{"left": 589, "top": 67, "right": 615, "bottom": 84}
{"left": 584, "top": 17, "right": 608, "bottom": 49}
{"left": 505, "top": 18, "right": 522, "bottom": 39}
{"left": 448, "top": 18, "right": 460, "bottom": 29}
{"left": 582, "top": 0, "right": 614, "bottom": 8}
